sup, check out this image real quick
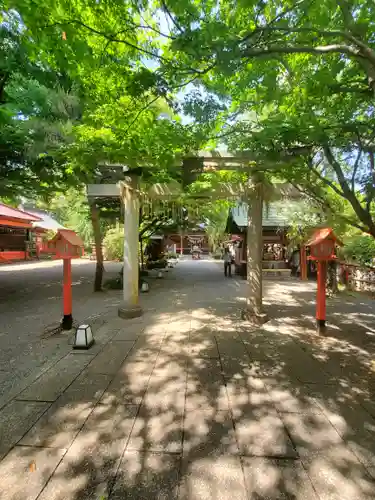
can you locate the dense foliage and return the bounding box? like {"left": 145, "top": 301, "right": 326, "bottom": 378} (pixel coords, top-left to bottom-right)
{"left": 2, "top": 0, "right": 375, "bottom": 257}
{"left": 36, "top": 189, "right": 97, "bottom": 250}
{"left": 341, "top": 234, "right": 375, "bottom": 267}
{"left": 102, "top": 226, "right": 124, "bottom": 261}
{"left": 0, "top": 12, "right": 82, "bottom": 197}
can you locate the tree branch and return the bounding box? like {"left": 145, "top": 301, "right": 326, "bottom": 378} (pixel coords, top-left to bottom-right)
{"left": 241, "top": 43, "right": 361, "bottom": 59}
{"left": 309, "top": 164, "right": 346, "bottom": 198}
{"left": 293, "top": 182, "right": 369, "bottom": 233}
{"left": 241, "top": 26, "right": 375, "bottom": 64}
{"left": 0, "top": 72, "right": 9, "bottom": 104}
{"left": 365, "top": 149, "right": 375, "bottom": 213}
{"left": 242, "top": 26, "right": 353, "bottom": 43}
{"left": 160, "top": 0, "right": 184, "bottom": 33}
{"left": 124, "top": 96, "right": 160, "bottom": 133}
{"left": 351, "top": 149, "right": 362, "bottom": 192}
{"left": 323, "top": 143, "right": 375, "bottom": 233}
{"left": 51, "top": 18, "right": 212, "bottom": 76}
{"left": 44, "top": 19, "right": 170, "bottom": 62}
{"left": 327, "top": 83, "right": 372, "bottom": 96}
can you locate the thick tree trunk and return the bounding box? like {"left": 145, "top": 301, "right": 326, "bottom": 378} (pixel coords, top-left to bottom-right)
{"left": 242, "top": 177, "right": 268, "bottom": 323}
{"left": 326, "top": 260, "right": 339, "bottom": 296}
{"left": 89, "top": 200, "right": 104, "bottom": 292}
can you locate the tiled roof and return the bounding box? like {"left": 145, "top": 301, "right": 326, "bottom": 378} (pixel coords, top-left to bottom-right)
{"left": 20, "top": 208, "right": 65, "bottom": 231}
{"left": 231, "top": 200, "right": 303, "bottom": 228}
{"left": 55, "top": 229, "right": 84, "bottom": 247}
{"left": 0, "top": 203, "right": 41, "bottom": 222}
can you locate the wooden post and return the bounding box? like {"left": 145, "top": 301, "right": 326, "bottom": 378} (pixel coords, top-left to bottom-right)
{"left": 118, "top": 175, "right": 142, "bottom": 319}
{"left": 300, "top": 245, "right": 308, "bottom": 280}
{"left": 140, "top": 238, "right": 144, "bottom": 270}
{"left": 89, "top": 200, "right": 104, "bottom": 291}
{"left": 243, "top": 175, "right": 268, "bottom": 324}
{"left": 180, "top": 232, "right": 183, "bottom": 256}
{"left": 62, "top": 258, "right": 73, "bottom": 330}
{"left": 316, "top": 260, "right": 327, "bottom": 333}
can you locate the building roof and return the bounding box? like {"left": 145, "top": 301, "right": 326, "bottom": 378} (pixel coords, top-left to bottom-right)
{"left": 230, "top": 201, "right": 292, "bottom": 228}
{"left": 0, "top": 203, "right": 41, "bottom": 222}
{"left": 19, "top": 207, "right": 65, "bottom": 231}
{"left": 49, "top": 229, "right": 84, "bottom": 247}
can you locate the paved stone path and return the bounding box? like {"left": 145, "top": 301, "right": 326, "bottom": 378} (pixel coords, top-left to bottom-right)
{"left": 1, "top": 259, "right": 375, "bottom": 499}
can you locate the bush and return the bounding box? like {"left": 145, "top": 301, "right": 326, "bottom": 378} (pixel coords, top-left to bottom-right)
{"left": 342, "top": 234, "right": 375, "bottom": 267}
{"left": 166, "top": 251, "right": 178, "bottom": 259}
{"left": 103, "top": 276, "right": 122, "bottom": 289}
{"left": 147, "top": 258, "right": 168, "bottom": 269}
{"left": 103, "top": 227, "right": 123, "bottom": 261}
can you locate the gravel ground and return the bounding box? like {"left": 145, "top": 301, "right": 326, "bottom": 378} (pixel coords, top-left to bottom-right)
{"left": 0, "top": 259, "right": 122, "bottom": 407}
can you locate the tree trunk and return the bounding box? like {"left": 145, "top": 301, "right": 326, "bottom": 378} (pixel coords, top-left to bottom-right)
{"left": 140, "top": 238, "right": 144, "bottom": 271}
{"left": 242, "top": 176, "right": 268, "bottom": 323}
{"left": 326, "top": 260, "right": 339, "bottom": 296}
{"left": 180, "top": 231, "right": 184, "bottom": 256}
{"left": 89, "top": 200, "right": 104, "bottom": 292}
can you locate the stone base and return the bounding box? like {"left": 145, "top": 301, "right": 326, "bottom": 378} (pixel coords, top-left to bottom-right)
{"left": 61, "top": 314, "right": 73, "bottom": 331}
{"left": 241, "top": 309, "right": 269, "bottom": 325}
{"left": 316, "top": 319, "right": 326, "bottom": 335}
{"left": 118, "top": 303, "right": 143, "bottom": 319}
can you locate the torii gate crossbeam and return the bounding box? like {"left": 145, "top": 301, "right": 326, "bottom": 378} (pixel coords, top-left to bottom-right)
{"left": 87, "top": 152, "right": 303, "bottom": 322}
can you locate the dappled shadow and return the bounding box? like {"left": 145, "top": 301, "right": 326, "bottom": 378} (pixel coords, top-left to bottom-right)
{"left": 1, "top": 261, "right": 375, "bottom": 499}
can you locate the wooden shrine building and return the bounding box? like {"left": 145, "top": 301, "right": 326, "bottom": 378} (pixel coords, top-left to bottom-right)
{"left": 0, "top": 203, "right": 41, "bottom": 262}
{"left": 226, "top": 201, "right": 298, "bottom": 277}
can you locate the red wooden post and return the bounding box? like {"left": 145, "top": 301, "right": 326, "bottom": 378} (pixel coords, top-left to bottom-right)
{"left": 62, "top": 258, "right": 73, "bottom": 330}
{"left": 316, "top": 260, "right": 327, "bottom": 332}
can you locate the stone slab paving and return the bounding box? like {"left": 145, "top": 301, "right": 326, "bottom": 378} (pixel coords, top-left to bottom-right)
{"left": 0, "top": 400, "right": 51, "bottom": 461}
{"left": 18, "top": 353, "right": 95, "bottom": 402}
{"left": 1, "top": 259, "right": 375, "bottom": 499}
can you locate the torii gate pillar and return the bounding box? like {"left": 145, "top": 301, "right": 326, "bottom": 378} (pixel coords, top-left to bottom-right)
{"left": 118, "top": 175, "right": 143, "bottom": 319}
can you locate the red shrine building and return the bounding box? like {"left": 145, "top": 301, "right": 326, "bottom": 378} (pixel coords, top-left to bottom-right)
{"left": 0, "top": 203, "right": 64, "bottom": 262}
{"left": 0, "top": 203, "right": 41, "bottom": 262}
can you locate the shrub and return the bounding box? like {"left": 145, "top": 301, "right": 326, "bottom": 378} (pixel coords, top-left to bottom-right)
{"left": 341, "top": 234, "right": 375, "bottom": 267}
{"left": 147, "top": 258, "right": 168, "bottom": 269}
{"left": 166, "top": 251, "right": 178, "bottom": 259}
{"left": 103, "top": 226, "right": 123, "bottom": 261}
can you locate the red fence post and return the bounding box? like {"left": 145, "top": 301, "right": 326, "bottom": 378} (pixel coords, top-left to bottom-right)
{"left": 62, "top": 258, "right": 73, "bottom": 330}
{"left": 316, "top": 260, "right": 327, "bottom": 333}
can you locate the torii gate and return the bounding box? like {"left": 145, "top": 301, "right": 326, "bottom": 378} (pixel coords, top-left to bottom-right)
{"left": 86, "top": 150, "right": 304, "bottom": 322}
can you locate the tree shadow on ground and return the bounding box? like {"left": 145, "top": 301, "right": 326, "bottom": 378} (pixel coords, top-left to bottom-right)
{"left": 1, "top": 266, "right": 375, "bottom": 499}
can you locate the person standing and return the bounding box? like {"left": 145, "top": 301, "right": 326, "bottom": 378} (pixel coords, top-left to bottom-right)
{"left": 223, "top": 247, "right": 232, "bottom": 277}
